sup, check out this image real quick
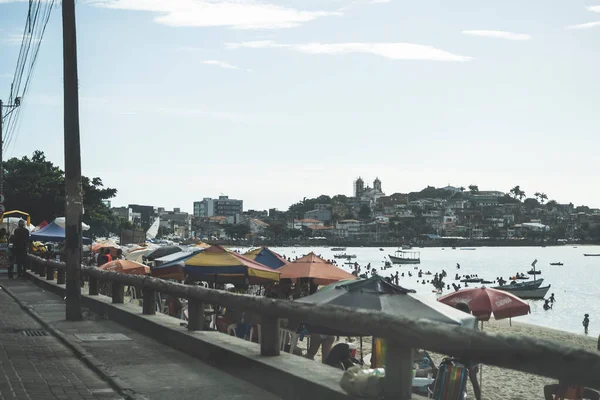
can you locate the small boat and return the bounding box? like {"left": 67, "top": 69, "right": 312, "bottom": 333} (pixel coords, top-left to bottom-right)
{"left": 481, "top": 280, "right": 493, "bottom": 284}
{"left": 379, "top": 248, "right": 384, "bottom": 251}
{"left": 494, "top": 279, "right": 544, "bottom": 290}
{"left": 333, "top": 253, "right": 356, "bottom": 259}
{"left": 331, "top": 247, "right": 346, "bottom": 251}
{"left": 584, "top": 254, "right": 600, "bottom": 257}
{"left": 402, "top": 244, "right": 412, "bottom": 250}
{"left": 549, "top": 262, "right": 563, "bottom": 266}
{"left": 496, "top": 284, "right": 551, "bottom": 299}
{"left": 460, "top": 278, "right": 483, "bottom": 283}
{"left": 527, "top": 269, "right": 542, "bottom": 275}
{"left": 388, "top": 249, "right": 421, "bottom": 264}
{"left": 460, "top": 247, "right": 476, "bottom": 250}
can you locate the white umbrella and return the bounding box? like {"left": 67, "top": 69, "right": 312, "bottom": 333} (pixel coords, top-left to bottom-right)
{"left": 1, "top": 217, "right": 34, "bottom": 232}
{"left": 125, "top": 248, "right": 153, "bottom": 263}
{"left": 53, "top": 217, "right": 90, "bottom": 231}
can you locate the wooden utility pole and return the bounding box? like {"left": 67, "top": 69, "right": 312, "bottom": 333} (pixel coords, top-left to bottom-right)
{"left": 62, "top": 0, "right": 83, "bottom": 321}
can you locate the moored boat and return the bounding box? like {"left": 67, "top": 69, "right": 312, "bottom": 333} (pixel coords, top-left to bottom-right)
{"left": 494, "top": 279, "right": 544, "bottom": 290}
{"left": 584, "top": 253, "right": 600, "bottom": 257}
{"left": 527, "top": 269, "right": 542, "bottom": 275}
{"left": 388, "top": 249, "right": 420, "bottom": 264}
{"left": 495, "top": 284, "right": 551, "bottom": 300}
{"left": 333, "top": 253, "right": 356, "bottom": 259}
{"left": 331, "top": 247, "right": 346, "bottom": 251}
{"left": 549, "top": 262, "right": 563, "bottom": 266}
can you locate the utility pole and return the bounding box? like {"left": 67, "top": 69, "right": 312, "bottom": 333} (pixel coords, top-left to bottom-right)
{"left": 62, "top": 0, "right": 83, "bottom": 321}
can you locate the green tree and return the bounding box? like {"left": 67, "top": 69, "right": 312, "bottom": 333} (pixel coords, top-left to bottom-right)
{"left": 468, "top": 184, "right": 479, "bottom": 193}
{"left": 523, "top": 198, "right": 540, "bottom": 210}
{"left": 3, "top": 151, "right": 118, "bottom": 237}
{"left": 510, "top": 186, "right": 526, "bottom": 201}
{"left": 224, "top": 224, "right": 251, "bottom": 238}
{"left": 266, "top": 222, "right": 287, "bottom": 238}
{"left": 358, "top": 205, "right": 372, "bottom": 220}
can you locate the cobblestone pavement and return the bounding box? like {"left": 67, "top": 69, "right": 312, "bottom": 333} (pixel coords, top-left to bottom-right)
{"left": 0, "top": 278, "right": 122, "bottom": 400}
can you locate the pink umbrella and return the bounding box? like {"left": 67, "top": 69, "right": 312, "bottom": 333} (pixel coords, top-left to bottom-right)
{"left": 437, "top": 287, "right": 530, "bottom": 322}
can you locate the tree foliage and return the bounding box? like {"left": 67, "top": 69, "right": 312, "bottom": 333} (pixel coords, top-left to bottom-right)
{"left": 3, "top": 151, "right": 119, "bottom": 237}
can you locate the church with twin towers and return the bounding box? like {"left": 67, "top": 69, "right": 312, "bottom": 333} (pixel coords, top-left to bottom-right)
{"left": 353, "top": 177, "right": 385, "bottom": 201}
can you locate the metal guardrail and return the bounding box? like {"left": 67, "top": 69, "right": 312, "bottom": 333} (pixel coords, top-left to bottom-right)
{"left": 28, "top": 255, "right": 600, "bottom": 399}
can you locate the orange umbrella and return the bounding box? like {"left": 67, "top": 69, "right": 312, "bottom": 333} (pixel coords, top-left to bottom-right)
{"left": 92, "top": 242, "right": 121, "bottom": 253}
{"left": 277, "top": 252, "right": 357, "bottom": 285}
{"left": 99, "top": 260, "right": 150, "bottom": 275}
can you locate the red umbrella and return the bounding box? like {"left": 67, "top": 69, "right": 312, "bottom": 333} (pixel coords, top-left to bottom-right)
{"left": 437, "top": 287, "right": 530, "bottom": 321}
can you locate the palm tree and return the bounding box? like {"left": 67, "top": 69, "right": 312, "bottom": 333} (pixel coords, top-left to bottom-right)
{"left": 459, "top": 186, "right": 465, "bottom": 193}
{"left": 540, "top": 193, "right": 548, "bottom": 204}
{"left": 534, "top": 192, "right": 541, "bottom": 202}
{"left": 510, "top": 186, "right": 526, "bottom": 201}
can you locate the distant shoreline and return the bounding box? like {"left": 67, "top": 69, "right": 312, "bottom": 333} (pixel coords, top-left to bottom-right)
{"left": 211, "top": 240, "right": 597, "bottom": 248}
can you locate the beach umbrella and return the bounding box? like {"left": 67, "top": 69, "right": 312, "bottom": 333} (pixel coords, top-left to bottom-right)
{"left": 437, "top": 287, "right": 530, "bottom": 322}
{"left": 53, "top": 216, "right": 90, "bottom": 231}
{"left": 92, "top": 241, "right": 121, "bottom": 253}
{"left": 125, "top": 248, "right": 153, "bottom": 263}
{"left": 244, "top": 247, "right": 289, "bottom": 269}
{"left": 296, "top": 276, "right": 477, "bottom": 336}
{"left": 99, "top": 260, "right": 150, "bottom": 275}
{"left": 184, "top": 245, "right": 280, "bottom": 285}
{"left": 277, "top": 252, "right": 356, "bottom": 285}
{"left": 144, "top": 245, "right": 183, "bottom": 261}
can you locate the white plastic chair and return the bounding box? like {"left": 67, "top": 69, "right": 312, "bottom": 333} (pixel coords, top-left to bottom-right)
{"left": 279, "top": 329, "right": 299, "bottom": 354}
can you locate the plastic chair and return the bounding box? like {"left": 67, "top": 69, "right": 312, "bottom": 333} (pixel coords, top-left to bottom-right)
{"left": 279, "top": 329, "right": 299, "bottom": 354}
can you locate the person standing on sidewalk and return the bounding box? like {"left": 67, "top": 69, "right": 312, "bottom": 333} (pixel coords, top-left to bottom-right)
{"left": 11, "top": 220, "right": 30, "bottom": 278}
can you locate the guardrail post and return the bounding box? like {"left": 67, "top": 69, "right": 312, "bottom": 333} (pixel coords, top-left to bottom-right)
{"left": 46, "top": 263, "right": 54, "bottom": 280}
{"left": 112, "top": 282, "right": 124, "bottom": 304}
{"left": 260, "top": 316, "right": 280, "bottom": 356}
{"left": 57, "top": 265, "right": 66, "bottom": 284}
{"left": 37, "top": 259, "right": 46, "bottom": 277}
{"left": 187, "top": 300, "right": 204, "bottom": 330}
{"left": 89, "top": 276, "right": 99, "bottom": 296}
{"left": 142, "top": 289, "right": 156, "bottom": 315}
{"left": 382, "top": 339, "right": 413, "bottom": 400}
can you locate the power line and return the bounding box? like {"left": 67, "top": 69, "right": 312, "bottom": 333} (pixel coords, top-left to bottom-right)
{"left": 2, "top": 0, "right": 55, "bottom": 154}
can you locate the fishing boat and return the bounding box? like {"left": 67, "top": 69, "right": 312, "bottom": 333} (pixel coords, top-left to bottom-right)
{"left": 527, "top": 269, "right": 542, "bottom": 275}
{"left": 549, "top": 262, "right": 563, "bottom": 266}
{"left": 494, "top": 279, "right": 544, "bottom": 290}
{"left": 331, "top": 247, "right": 346, "bottom": 251}
{"left": 584, "top": 254, "right": 600, "bottom": 257}
{"left": 496, "top": 284, "right": 551, "bottom": 299}
{"left": 388, "top": 249, "right": 420, "bottom": 264}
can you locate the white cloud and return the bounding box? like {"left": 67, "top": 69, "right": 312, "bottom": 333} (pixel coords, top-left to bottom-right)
{"left": 202, "top": 60, "right": 239, "bottom": 70}
{"left": 0, "top": 73, "right": 13, "bottom": 79}
{"left": 566, "top": 21, "right": 600, "bottom": 30}
{"left": 226, "top": 40, "right": 471, "bottom": 62}
{"left": 370, "top": 0, "right": 392, "bottom": 3}
{"left": 87, "top": 0, "right": 340, "bottom": 29}
{"left": 587, "top": 5, "right": 600, "bottom": 13}
{"left": 462, "top": 30, "right": 531, "bottom": 41}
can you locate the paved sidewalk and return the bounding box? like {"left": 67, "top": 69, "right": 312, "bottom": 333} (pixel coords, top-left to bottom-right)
{"left": 0, "top": 277, "right": 121, "bottom": 400}
{"left": 0, "top": 276, "right": 281, "bottom": 400}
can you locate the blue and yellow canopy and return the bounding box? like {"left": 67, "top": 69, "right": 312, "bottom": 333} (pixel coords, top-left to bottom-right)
{"left": 185, "top": 245, "right": 280, "bottom": 284}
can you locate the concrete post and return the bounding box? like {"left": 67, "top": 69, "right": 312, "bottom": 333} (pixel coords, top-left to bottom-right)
{"left": 187, "top": 300, "right": 204, "bottom": 331}
{"left": 260, "top": 316, "right": 280, "bottom": 356}
{"left": 112, "top": 282, "right": 124, "bottom": 304}
{"left": 142, "top": 290, "right": 156, "bottom": 315}
{"left": 383, "top": 339, "right": 413, "bottom": 400}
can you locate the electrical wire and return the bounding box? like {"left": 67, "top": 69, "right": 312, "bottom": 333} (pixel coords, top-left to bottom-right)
{"left": 2, "top": 0, "right": 56, "bottom": 154}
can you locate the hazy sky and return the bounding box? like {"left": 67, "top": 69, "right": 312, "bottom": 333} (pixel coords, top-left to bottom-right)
{"left": 1, "top": 0, "right": 599, "bottom": 213}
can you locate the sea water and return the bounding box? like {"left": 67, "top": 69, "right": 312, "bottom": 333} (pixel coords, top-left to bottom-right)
{"left": 266, "top": 245, "right": 600, "bottom": 337}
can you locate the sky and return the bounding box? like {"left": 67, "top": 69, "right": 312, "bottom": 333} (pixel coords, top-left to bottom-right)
{"left": 1, "top": 0, "right": 599, "bottom": 213}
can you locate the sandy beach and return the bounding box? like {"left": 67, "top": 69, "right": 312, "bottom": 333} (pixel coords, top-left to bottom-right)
{"left": 296, "top": 320, "right": 598, "bottom": 400}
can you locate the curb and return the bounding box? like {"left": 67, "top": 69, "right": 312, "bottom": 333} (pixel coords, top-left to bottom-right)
{"left": 0, "top": 279, "right": 148, "bottom": 400}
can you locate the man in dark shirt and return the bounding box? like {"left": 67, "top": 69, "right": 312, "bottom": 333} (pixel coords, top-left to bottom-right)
{"left": 11, "top": 220, "right": 30, "bottom": 278}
